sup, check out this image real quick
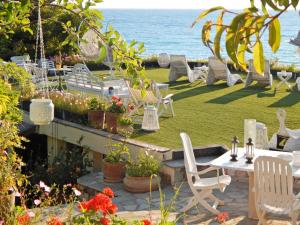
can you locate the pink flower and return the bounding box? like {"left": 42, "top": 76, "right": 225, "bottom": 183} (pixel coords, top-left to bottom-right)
{"left": 73, "top": 188, "right": 81, "bottom": 196}
{"left": 15, "top": 192, "right": 21, "bottom": 197}
{"left": 34, "top": 199, "right": 41, "bottom": 206}
{"left": 112, "top": 96, "right": 120, "bottom": 102}
{"left": 116, "top": 101, "right": 123, "bottom": 107}
{"left": 39, "top": 181, "right": 46, "bottom": 188}
{"left": 44, "top": 185, "right": 51, "bottom": 193}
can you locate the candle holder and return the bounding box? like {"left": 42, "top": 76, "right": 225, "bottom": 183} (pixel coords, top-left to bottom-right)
{"left": 230, "top": 136, "right": 239, "bottom": 162}
{"left": 245, "top": 138, "right": 254, "bottom": 164}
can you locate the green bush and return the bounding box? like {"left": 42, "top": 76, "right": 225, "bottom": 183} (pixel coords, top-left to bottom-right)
{"left": 105, "top": 142, "right": 129, "bottom": 163}
{"left": 88, "top": 97, "right": 105, "bottom": 111}
{"left": 126, "top": 152, "right": 161, "bottom": 177}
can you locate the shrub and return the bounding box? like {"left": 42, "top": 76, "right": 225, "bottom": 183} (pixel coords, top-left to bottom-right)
{"left": 88, "top": 97, "right": 105, "bottom": 111}
{"left": 118, "top": 117, "right": 133, "bottom": 126}
{"left": 105, "top": 141, "right": 129, "bottom": 164}
{"left": 126, "top": 152, "right": 161, "bottom": 177}
{"left": 106, "top": 96, "right": 126, "bottom": 114}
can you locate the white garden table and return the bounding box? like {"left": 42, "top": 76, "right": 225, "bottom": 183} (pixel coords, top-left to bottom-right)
{"left": 210, "top": 148, "right": 300, "bottom": 220}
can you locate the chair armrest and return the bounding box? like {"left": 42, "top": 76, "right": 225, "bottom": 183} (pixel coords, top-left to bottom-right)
{"left": 163, "top": 94, "right": 174, "bottom": 100}
{"left": 197, "top": 167, "right": 219, "bottom": 175}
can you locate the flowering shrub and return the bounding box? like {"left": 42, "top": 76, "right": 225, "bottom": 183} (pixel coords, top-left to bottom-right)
{"left": 215, "top": 212, "right": 229, "bottom": 224}
{"left": 106, "top": 96, "right": 126, "bottom": 114}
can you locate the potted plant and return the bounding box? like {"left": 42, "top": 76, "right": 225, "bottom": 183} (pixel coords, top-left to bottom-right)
{"left": 87, "top": 97, "right": 105, "bottom": 129}
{"left": 117, "top": 117, "right": 134, "bottom": 136}
{"left": 103, "top": 142, "right": 129, "bottom": 183}
{"left": 106, "top": 96, "right": 126, "bottom": 133}
{"left": 123, "top": 151, "right": 161, "bottom": 193}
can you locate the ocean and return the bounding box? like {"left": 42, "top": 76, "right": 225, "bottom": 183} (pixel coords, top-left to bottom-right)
{"left": 102, "top": 9, "right": 300, "bottom": 66}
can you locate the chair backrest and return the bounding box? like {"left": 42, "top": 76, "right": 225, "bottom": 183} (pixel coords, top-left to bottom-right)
{"left": 128, "top": 85, "right": 158, "bottom": 105}
{"left": 170, "top": 55, "right": 189, "bottom": 72}
{"left": 248, "top": 59, "right": 270, "bottom": 78}
{"left": 180, "top": 132, "right": 200, "bottom": 183}
{"left": 208, "top": 56, "right": 228, "bottom": 80}
{"left": 254, "top": 156, "right": 294, "bottom": 210}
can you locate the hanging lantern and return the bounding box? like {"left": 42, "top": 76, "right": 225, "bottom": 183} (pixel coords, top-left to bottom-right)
{"left": 245, "top": 138, "right": 254, "bottom": 164}
{"left": 29, "top": 0, "right": 54, "bottom": 126}
{"left": 158, "top": 53, "right": 170, "bottom": 68}
{"left": 230, "top": 136, "right": 239, "bottom": 161}
{"left": 30, "top": 99, "right": 54, "bottom": 125}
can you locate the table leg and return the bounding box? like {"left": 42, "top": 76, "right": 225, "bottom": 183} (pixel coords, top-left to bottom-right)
{"left": 248, "top": 172, "right": 258, "bottom": 220}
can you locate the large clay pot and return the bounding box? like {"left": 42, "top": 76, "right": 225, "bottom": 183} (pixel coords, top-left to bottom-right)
{"left": 103, "top": 161, "right": 126, "bottom": 183}
{"left": 88, "top": 110, "right": 105, "bottom": 129}
{"left": 123, "top": 175, "right": 159, "bottom": 193}
{"left": 106, "top": 112, "right": 121, "bottom": 134}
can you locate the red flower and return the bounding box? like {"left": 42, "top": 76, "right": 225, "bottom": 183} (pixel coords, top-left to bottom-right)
{"left": 116, "top": 101, "right": 123, "bottom": 107}
{"left": 106, "top": 203, "right": 118, "bottom": 214}
{"left": 127, "top": 103, "right": 135, "bottom": 111}
{"left": 102, "top": 187, "right": 114, "bottom": 198}
{"left": 142, "top": 219, "right": 151, "bottom": 225}
{"left": 99, "top": 217, "right": 110, "bottom": 225}
{"left": 216, "top": 212, "right": 229, "bottom": 223}
{"left": 78, "top": 200, "right": 90, "bottom": 212}
{"left": 47, "top": 217, "right": 63, "bottom": 225}
{"left": 112, "top": 96, "right": 120, "bottom": 102}
{"left": 17, "top": 213, "right": 30, "bottom": 225}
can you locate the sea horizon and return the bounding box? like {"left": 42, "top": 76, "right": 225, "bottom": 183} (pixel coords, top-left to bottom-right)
{"left": 101, "top": 9, "right": 300, "bottom": 66}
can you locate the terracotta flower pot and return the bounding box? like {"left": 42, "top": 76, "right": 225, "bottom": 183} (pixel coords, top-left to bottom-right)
{"left": 103, "top": 161, "right": 126, "bottom": 183}
{"left": 106, "top": 112, "right": 122, "bottom": 134}
{"left": 88, "top": 110, "right": 105, "bottom": 129}
{"left": 123, "top": 175, "right": 159, "bottom": 193}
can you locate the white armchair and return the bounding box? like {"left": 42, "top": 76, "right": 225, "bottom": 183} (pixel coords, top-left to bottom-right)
{"left": 180, "top": 132, "right": 231, "bottom": 214}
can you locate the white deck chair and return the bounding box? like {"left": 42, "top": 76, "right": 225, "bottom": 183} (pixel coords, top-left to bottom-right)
{"left": 245, "top": 59, "right": 273, "bottom": 87}
{"left": 127, "top": 80, "right": 174, "bottom": 118}
{"left": 254, "top": 156, "right": 300, "bottom": 225}
{"left": 207, "top": 56, "right": 243, "bottom": 86}
{"left": 180, "top": 132, "right": 231, "bottom": 214}
{"left": 168, "top": 55, "right": 199, "bottom": 83}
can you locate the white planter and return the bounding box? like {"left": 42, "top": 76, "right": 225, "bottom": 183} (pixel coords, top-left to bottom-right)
{"left": 30, "top": 99, "right": 54, "bottom": 125}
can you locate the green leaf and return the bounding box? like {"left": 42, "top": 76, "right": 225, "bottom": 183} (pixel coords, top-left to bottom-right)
{"left": 265, "top": 0, "right": 281, "bottom": 11}
{"left": 292, "top": 0, "right": 299, "bottom": 8}
{"left": 237, "top": 43, "right": 247, "bottom": 70}
{"left": 98, "top": 45, "right": 107, "bottom": 62}
{"left": 268, "top": 18, "right": 281, "bottom": 53}
{"left": 192, "top": 6, "right": 224, "bottom": 27}
{"left": 253, "top": 40, "right": 265, "bottom": 74}
{"left": 214, "top": 26, "right": 226, "bottom": 60}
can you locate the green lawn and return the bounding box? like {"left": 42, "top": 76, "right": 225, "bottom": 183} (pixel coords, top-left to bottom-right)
{"left": 129, "top": 68, "right": 300, "bottom": 149}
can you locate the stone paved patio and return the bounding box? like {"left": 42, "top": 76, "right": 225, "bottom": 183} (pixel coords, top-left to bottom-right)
{"left": 78, "top": 173, "right": 298, "bottom": 224}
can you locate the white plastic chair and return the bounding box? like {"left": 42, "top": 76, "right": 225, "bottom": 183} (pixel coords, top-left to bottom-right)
{"left": 127, "top": 80, "right": 174, "bottom": 118}
{"left": 254, "top": 156, "right": 300, "bottom": 225}
{"left": 180, "top": 132, "right": 231, "bottom": 214}
{"left": 245, "top": 59, "right": 273, "bottom": 87}
{"left": 168, "top": 55, "right": 199, "bottom": 83}
{"left": 207, "top": 56, "right": 243, "bottom": 86}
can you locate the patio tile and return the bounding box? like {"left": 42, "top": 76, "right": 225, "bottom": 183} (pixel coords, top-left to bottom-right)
{"left": 77, "top": 172, "right": 294, "bottom": 224}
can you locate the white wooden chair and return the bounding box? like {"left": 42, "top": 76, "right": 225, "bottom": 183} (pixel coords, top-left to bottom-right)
{"left": 127, "top": 80, "right": 174, "bottom": 118}
{"left": 207, "top": 56, "right": 243, "bottom": 86}
{"left": 245, "top": 59, "right": 273, "bottom": 87}
{"left": 180, "top": 132, "right": 231, "bottom": 214}
{"left": 254, "top": 156, "right": 300, "bottom": 225}
{"left": 168, "top": 55, "right": 200, "bottom": 83}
